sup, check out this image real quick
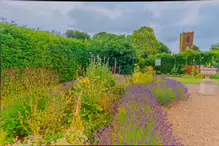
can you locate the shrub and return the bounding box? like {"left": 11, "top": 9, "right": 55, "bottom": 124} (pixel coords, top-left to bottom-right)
{"left": 72, "top": 55, "right": 124, "bottom": 142}
{"left": 0, "top": 55, "right": 125, "bottom": 145}
{"left": 212, "top": 74, "right": 219, "bottom": 79}
{"left": 147, "top": 77, "right": 190, "bottom": 106}
{"left": 0, "top": 68, "right": 75, "bottom": 145}
{"left": 0, "top": 128, "right": 8, "bottom": 146}
{"left": 1, "top": 22, "right": 90, "bottom": 82}
{"left": 143, "top": 52, "right": 219, "bottom": 75}
{"left": 95, "top": 85, "right": 182, "bottom": 145}
{"left": 132, "top": 66, "right": 156, "bottom": 85}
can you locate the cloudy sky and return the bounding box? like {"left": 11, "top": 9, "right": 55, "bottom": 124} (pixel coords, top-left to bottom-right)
{"left": 0, "top": 0, "right": 219, "bottom": 53}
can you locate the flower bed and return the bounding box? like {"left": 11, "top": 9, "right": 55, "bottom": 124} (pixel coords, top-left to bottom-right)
{"left": 148, "top": 77, "right": 190, "bottom": 106}
{"left": 184, "top": 66, "right": 200, "bottom": 75}
{"left": 95, "top": 77, "right": 189, "bottom": 145}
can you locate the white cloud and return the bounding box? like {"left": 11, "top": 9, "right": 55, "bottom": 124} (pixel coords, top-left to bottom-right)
{"left": 180, "top": 1, "right": 219, "bottom": 26}
{"left": 85, "top": 6, "right": 123, "bottom": 20}
{"left": 0, "top": 1, "right": 219, "bottom": 52}
{"left": 0, "top": 1, "right": 84, "bottom": 31}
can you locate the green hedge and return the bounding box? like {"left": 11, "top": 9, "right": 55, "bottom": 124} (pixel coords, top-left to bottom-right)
{"left": 2, "top": 22, "right": 218, "bottom": 78}
{"left": 143, "top": 51, "right": 219, "bottom": 74}
{"left": 0, "top": 22, "right": 91, "bottom": 82}
{"left": 0, "top": 23, "right": 138, "bottom": 80}
{"left": 90, "top": 35, "right": 136, "bottom": 75}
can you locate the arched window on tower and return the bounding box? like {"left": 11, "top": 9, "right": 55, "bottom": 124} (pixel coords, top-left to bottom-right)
{"left": 186, "top": 36, "right": 190, "bottom": 44}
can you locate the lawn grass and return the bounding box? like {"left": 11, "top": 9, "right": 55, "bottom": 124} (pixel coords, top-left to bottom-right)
{"left": 168, "top": 77, "right": 219, "bottom": 84}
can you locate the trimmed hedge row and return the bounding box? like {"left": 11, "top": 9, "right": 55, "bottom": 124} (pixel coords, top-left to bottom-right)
{"left": 0, "top": 22, "right": 91, "bottom": 82}
{"left": 145, "top": 51, "right": 219, "bottom": 74}
{"left": 0, "top": 23, "right": 137, "bottom": 80}
{"left": 1, "top": 22, "right": 218, "bottom": 78}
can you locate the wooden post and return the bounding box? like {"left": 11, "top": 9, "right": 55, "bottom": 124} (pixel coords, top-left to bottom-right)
{"left": 118, "top": 65, "right": 121, "bottom": 74}
{"left": 114, "top": 58, "right": 117, "bottom": 74}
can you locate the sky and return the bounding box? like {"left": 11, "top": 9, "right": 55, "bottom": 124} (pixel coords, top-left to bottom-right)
{"left": 0, "top": 1, "right": 219, "bottom": 53}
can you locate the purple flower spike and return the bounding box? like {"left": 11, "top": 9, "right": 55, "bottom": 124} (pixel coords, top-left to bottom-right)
{"left": 95, "top": 77, "right": 185, "bottom": 145}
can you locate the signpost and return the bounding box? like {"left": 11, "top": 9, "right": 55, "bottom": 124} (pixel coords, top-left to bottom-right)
{"left": 155, "top": 58, "right": 161, "bottom": 74}
{"left": 155, "top": 58, "right": 161, "bottom": 66}
{"left": 132, "top": 54, "right": 134, "bottom": 76}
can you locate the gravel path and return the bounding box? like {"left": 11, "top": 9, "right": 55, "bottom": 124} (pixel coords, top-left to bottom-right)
{"left": 163, "top": 84, "right": 219, "bottom": 146}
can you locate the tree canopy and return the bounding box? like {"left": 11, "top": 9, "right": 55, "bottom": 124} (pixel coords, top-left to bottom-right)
{"left": 131, "top": 26, "right": 161, "bottom": 61}
{"left": 193, "top": 44, "right": 201, "bottom": 52}
{"left": 158, "top": 42, "right": 171, "bottom": 54}
{"left": 210, "top": 43, "right": 219, "bottom": 52}
{"left": 65, "top": 30, "right": 90, "bottom": 40}
{"left": 3, "top": 22, "right": 200, "bottom": 76}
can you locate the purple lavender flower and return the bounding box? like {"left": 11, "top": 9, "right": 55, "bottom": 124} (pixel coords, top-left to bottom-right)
{"left": 96, "top": 77, "right": 187, "bottom": 145}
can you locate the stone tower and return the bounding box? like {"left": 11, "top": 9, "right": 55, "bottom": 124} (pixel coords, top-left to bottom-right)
{"left": 180, "top": 31, "right": 194, "bottom": 52}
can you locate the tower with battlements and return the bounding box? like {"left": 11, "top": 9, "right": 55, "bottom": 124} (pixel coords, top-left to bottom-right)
{"left": 180, "top": 31, "right": 194, "bottom": 52}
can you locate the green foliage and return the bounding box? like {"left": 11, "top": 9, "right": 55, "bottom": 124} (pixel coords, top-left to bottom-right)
{"left": 193, "top": 44, "right": 201, "bottom": 52}
{"left": 0, "top": 128, "right": 8, "bottom": 146}
{"left": 111, "top": 102, "right": 162, "bottom": 145}
{"left": 2, "top": 22, "right": 176, "bottom": 77}
{"left": 72, "top": 56, "right": 124, "bottom": 141}
{"left": 212, "top": 74, "right": 219, "bottom": 79}
{"left": 91, "top": 33, "right": 136, "bottom": 75}
{"left": 92, "top": 32, "right": 117, "bottom": 40}
{"left": 0, "top": 66, "right": 124, "bottom": 145}
{"left": 65, "top": 128, "right": 88, "bottom": 145}
{"left": 65, "top": 30, "right": 90, "bottom": 40}
{"left": 142, "top": 51, "right": 219, "bottom": 75}
{"left": 132, "top": 66, "right": 156, "bottom": 85}
{"left": 1, "top": 22, "right": 90, "bottom": 82}
{"left": 157, "top": 53, "right": 175, "bottom": 74}
{"left": 158, "top": 42, "right": 171, "bottom": 54}
{"left": 210, "top": 43, "right": 219, "bottom": 52}
{"left": 0, "top": 68, "right": 74, "bottom": 145}
{"left": 149, "top": 78, "right": 188, "bottom": 106}
{"left": 131, "top": 26, "right": 160, "bottom": 61}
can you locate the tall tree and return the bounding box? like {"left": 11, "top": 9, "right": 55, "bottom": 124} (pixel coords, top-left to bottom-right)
{"left": 65, "top": 30, "right": 90, "bottom": 40}
{"left": 91, "top": 33, "right": 136, "bottom": 74}
{"left": 210, "top": 43, "right": 219, "bottom": 52}
{"left": 93, "top": 32, "right": 117, "bottom": 40}
{"left": 158, "top": 42, "right": 171, "bottom": 54}
{"left": 131, "top": 26, "right": 160, "bottom": 61}
{"left": 193, "top": 44, "right": 201, "bottom": 52}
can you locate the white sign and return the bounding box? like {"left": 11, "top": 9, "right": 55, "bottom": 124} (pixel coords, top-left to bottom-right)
{"left": 155, "top": 58, "right": 161, "bottom": 66}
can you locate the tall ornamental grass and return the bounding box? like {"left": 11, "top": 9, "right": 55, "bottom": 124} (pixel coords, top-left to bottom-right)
{"left": 0, "top": 68, "right": 71, "bottom": 145}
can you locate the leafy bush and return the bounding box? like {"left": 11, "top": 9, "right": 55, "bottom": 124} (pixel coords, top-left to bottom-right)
{"left": 212, "top": 74, "right": 219, "bottom": 79}
{"left": 132, "top": 66, "right": 156, "bottom": 85}
{"left": 91, "top": 34, "right": 136, "bottom": 75}
{"left": 94, "top": 68, "right": 188, "bottom": 145}
{"left": 148, "top": 77, "right": 190, "bottom": 106}
{"left": 0, "top": 68, "right": 75, "bottom": 145}
{"left": 142, "top": 51, "right": 219, "bottom": 75}
{"left": 72, "top": 56, "right": 124, "bottom": 142}
{"left": 0, "top": 22, "right": 90, "bottom": 82}
{"left": 0, "top": 55, "right": 125, "bottom": 145}
{"left": 0, "top": 128, "right": 8, "bottom": 146}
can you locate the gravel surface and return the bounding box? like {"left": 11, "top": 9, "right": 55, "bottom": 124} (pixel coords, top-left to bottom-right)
{"left": 162, "top": 84, "right": 219, "bottom": 146}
